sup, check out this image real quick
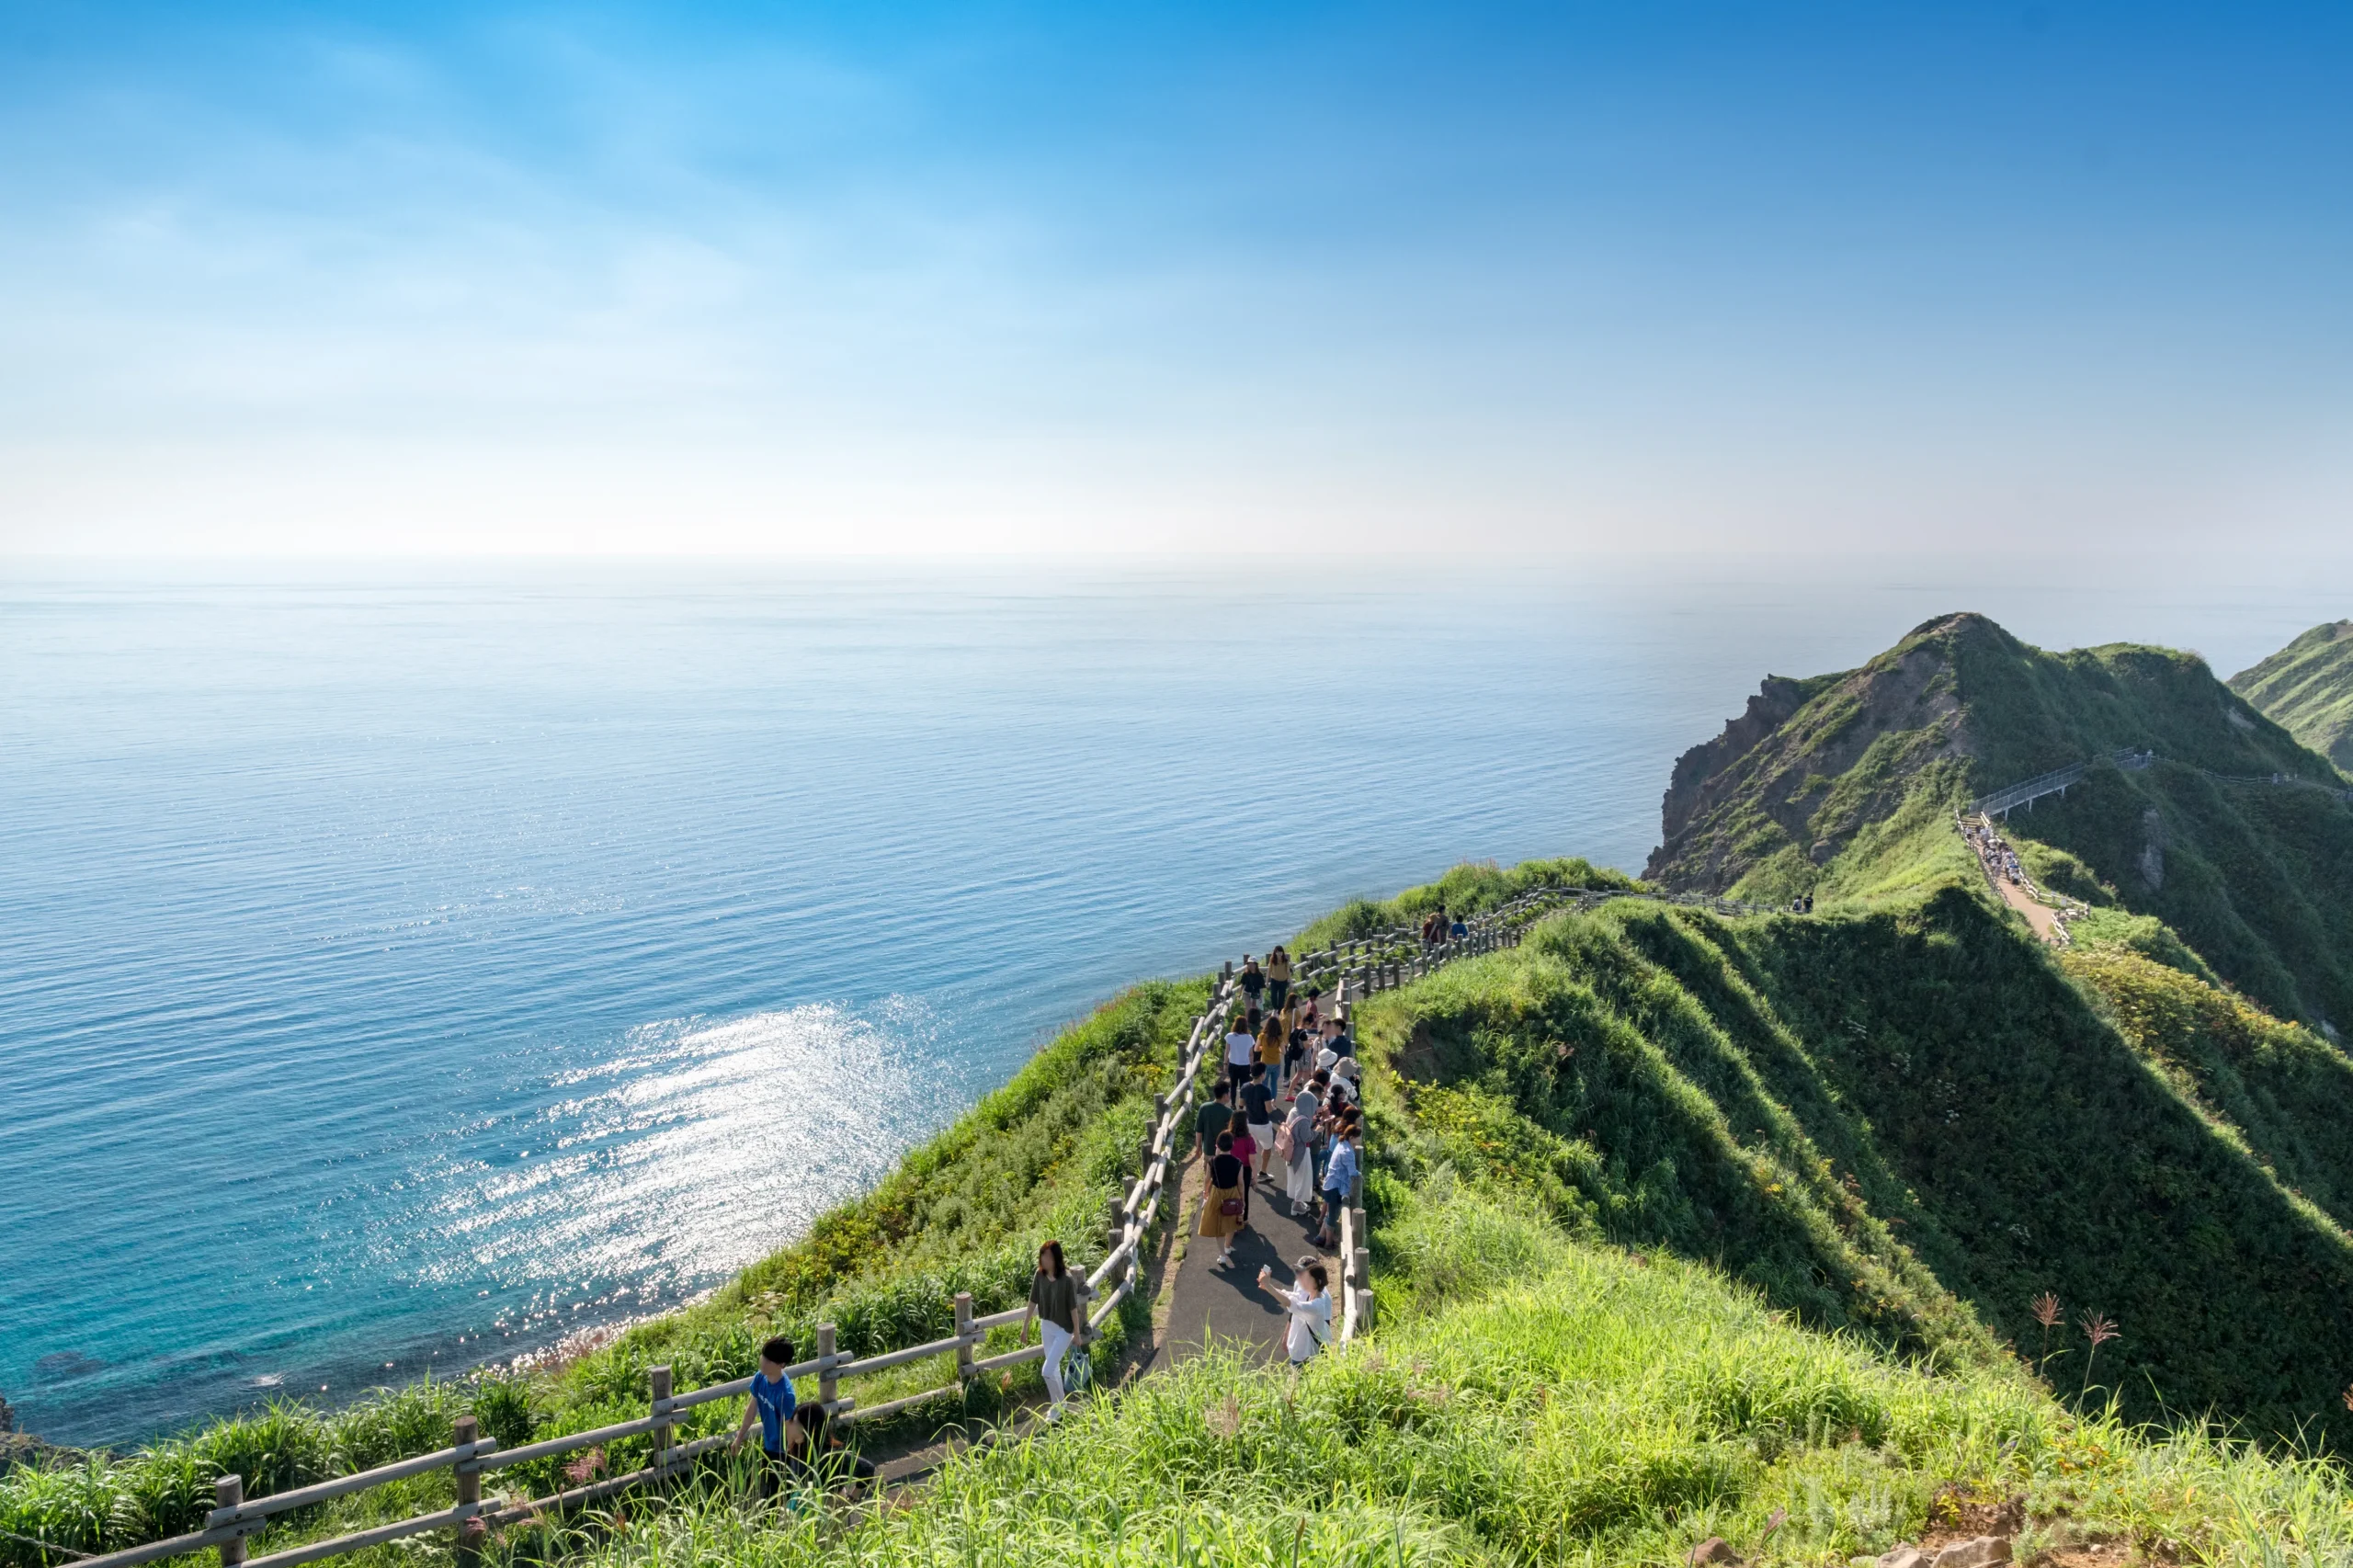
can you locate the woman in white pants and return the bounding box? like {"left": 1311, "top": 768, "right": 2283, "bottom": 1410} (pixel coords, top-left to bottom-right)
{"left": 1022, "top": 1240, "right": 1089, "bottom": 1421}
{"left": 1259, "top": 1257, "right": 1334, "bottom": 1364}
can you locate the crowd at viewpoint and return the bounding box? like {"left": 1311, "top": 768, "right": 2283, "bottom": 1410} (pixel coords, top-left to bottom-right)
{"left": 1198, "top": 943, "right": 1369, "bottom": 1367}
{"left": 729, "top": 937, "right": 1392, "bottom": 1498}
{"left": 1963, "top": 815, "right": 2028, "bottom": 886}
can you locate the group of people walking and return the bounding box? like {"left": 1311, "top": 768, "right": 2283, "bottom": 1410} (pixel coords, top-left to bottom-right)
{"left": 1196, "top": 962, "right": 1366, "bottom": 1363}
{"left": 729, "top": 952, "right": 1374, "bottom": 1486}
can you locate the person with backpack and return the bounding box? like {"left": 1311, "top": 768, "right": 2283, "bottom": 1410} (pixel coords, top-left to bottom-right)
{"left": 1021, "top": 1239, "right": 1093, "bottom": 1422}
{"left": 1280, "top": 1022, "right": 1309, "bottom": 1098}
{"left": 1226, "top": 1107, "right": 1259, "bottom": 1225}
{"left": 1258, "top": 1256, "right": 1334, "bottom": 1364}
{"left": 1198, "top": 1131, "right": 1246, "bottom": 1263}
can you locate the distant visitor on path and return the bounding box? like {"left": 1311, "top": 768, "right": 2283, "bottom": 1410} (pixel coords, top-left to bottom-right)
{"left": 1197, "top": 1081, "right": 1234, "bottom": 1162}
{"left": 1022, "top": 1239, "right": 1091, "bottom": 1423}
{"left": 1240, "top": 1073, "right": 1278, "bottom": 1178}
{"left": 1266, "top": 945, "right": 1292, "bottom": 1009}
{"left": 1280, "top": 1089, "right": 1318, "bottom": 1216}
{"left": 1199, "top": 1131, "right": 1247, "bottom": 1262}
{"left": 1225, "top": 1015, "right": 1259, "bottom": 1092}
{"left": 730, "top": 1335, "right": 802, "bottom": 1498}
{"left": 1238, "top": 955, "right": 1266, "bottom": 1008}
{"left": 1260, "top": 1256, "right": 1334, "bottom": 1363}
{"left": 1314, "top": 1119, "right": 1362, "bottom": 1249}
{"left": 1226, "top": 1108, "right": 1258, "bottom": 1225}
{"left": 787, "top": 1403, "right": 877, "bottom": 1495}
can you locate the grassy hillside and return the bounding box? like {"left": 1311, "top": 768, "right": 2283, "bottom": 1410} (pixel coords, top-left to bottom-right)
{"left": 0, "top": 980, "right": 1208, "bottom": 1568}
{"left": 1646, "top": 611, "right": 2353, "bottom": 1034}
{"left": 1292, "top": 856, "right": 1636, "bottom": 949}
{"left": 540, "top": 1177, "right": 2353, "bottom": 1568}
{"left": 17, "top": 869, "right": 2353, "bottom": 1568}
{"left": 2232, "top": 619, "right": 2353, "bottom": 775}
{"left": 1367, "top": 894, "right": 2353, "bottom": 1451}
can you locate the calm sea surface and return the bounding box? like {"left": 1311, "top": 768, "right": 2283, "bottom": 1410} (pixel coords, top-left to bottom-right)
{"left": 3, "top": 555, "right": 2342, "bottom": 1445}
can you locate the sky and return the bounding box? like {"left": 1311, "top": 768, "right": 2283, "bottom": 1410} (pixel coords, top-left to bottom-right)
{"left": 2, "top": 3, "right": 2350, "bottom": 558}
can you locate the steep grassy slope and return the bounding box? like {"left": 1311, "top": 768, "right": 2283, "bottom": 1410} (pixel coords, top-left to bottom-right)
{"left": 0, "top": 981, "right": 1206, "bottom": 1568}
{"left": 1366, "top": 896, "right": 2353, "bottom": 1451}
{"left": 1646, "top": 612, "right": 2353, "bottom": 1032}
{"left": 534, "top": 1103, "right": 2352, "bottom": 1568}
{"left": 20, "top": 869, "right": 2353, "bottom": 1568}
{"left": 2232, "top": 619, "right": 2353, "bottom": 775}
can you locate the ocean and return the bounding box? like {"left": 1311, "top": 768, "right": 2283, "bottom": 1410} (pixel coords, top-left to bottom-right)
{"left": 2, "top": 553, "right": 2341, "bottom": 1446}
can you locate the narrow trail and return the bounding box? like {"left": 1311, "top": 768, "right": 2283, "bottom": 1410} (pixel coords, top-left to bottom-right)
{"left": 1147, "top": 1139, "right": 1333, "bottom": 1371}
{"left": 1960, "top": 812, "right": 2072, "bottom": 945}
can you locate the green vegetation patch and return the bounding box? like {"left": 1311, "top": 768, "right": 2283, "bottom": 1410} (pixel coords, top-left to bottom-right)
{"left": 1364, "top": 894, "right": 2353, "bottom": 1450}
{"left": 2232, "top": 619, "right": 2353, "bottom": 775}
{"left": 1293, "top": 858, "right": 1636, "bottom": 950}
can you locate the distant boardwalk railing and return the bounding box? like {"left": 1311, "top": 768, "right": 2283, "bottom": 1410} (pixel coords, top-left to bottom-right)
{"left": 1966, "top": 746, "right": 2350, "bottom": 819}
{"left": 67, "top": 881, "right": 1768, "bottom": 1568}
{"left": 1966, "top": 749, "right": 2154, "bottom": 819}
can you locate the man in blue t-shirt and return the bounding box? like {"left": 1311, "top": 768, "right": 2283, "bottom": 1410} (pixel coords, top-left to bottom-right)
{"left": 731, "top": 1335, "right": 801, "bottom": 1497}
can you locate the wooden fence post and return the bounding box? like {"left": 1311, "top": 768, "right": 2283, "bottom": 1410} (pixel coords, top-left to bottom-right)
{"left": 647, "top": 1367, "right": 671, "bottom": 1473}
{"left": 817, "top": 1323, "right": 839, "bottom": 1410}
{"left": 217, "top": 1476, "right": 246, "bottom": 1568}
{"left": 953, "top": 1293, "right": 975, "bottom": 1382}
{"left": 452, "top": 1415, "right": 483, "bottom": 1568}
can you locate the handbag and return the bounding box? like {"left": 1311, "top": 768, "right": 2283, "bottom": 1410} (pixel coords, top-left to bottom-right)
{"left": 1221, "top": 1196, "right": 1245, "bottom": 1218}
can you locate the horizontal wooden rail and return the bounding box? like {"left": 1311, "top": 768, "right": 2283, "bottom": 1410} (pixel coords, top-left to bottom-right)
{"left": 206, "top": 1441, "right": 499, "bottom": 1528}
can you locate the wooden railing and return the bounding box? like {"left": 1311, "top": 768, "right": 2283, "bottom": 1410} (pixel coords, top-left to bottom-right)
{"left": 73, "top": 880, "right": 1756, "bottom": 1568}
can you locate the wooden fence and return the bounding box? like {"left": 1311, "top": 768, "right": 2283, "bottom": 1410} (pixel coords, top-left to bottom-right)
{"left": 71, "top": 881, "right": 1747, "bottom": 1568}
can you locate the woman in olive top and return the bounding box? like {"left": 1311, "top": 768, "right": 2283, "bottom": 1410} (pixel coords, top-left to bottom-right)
{"left": 1266, "top": 946, "right": 1292, "bottom": 1010}
{"left": 1022, "top": 1239, "right": 1091, "bottom": 1422}
{"left": 1198, "top": 1130, "right": 1246, "bottom": 1262}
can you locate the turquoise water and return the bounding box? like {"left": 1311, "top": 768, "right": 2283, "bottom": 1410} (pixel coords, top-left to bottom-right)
{"left": 2, "top": 556, "right": 2340, "bottom": 1446}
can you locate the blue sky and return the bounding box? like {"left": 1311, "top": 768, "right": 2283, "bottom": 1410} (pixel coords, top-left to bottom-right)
{"left": 2, "top": 3, "right": 2349, "bottom": 555}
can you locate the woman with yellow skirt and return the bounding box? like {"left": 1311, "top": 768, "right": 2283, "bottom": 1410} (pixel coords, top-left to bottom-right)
{"left": 1197, "top": 1131, "right": 1246, "bottom": 1264}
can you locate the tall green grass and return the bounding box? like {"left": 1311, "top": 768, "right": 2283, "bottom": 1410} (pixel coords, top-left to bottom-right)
{"left": 1363, "top": 894, "right": 2353, "bottom": 1451}
{"left": 1292, "top": 858, "right": 1636, "bottom": 950}
{"left": 519, "top": 1181, "right": 2353, "bottom": 1568}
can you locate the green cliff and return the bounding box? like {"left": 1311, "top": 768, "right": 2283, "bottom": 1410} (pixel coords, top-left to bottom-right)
{"left": 1647, "top": 611, "right": 2353, "bottom": 1034}
{"left": 2231, "top": 619, "right": 2353, "bottom": 777}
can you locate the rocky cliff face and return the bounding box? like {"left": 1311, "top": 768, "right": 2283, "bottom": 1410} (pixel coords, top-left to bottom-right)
{"left": 1643, "top": 611, "right": 2353, "bottom": 1032}
{"left": 1644, "top": 613, "right": 1995, "bottom": 890}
